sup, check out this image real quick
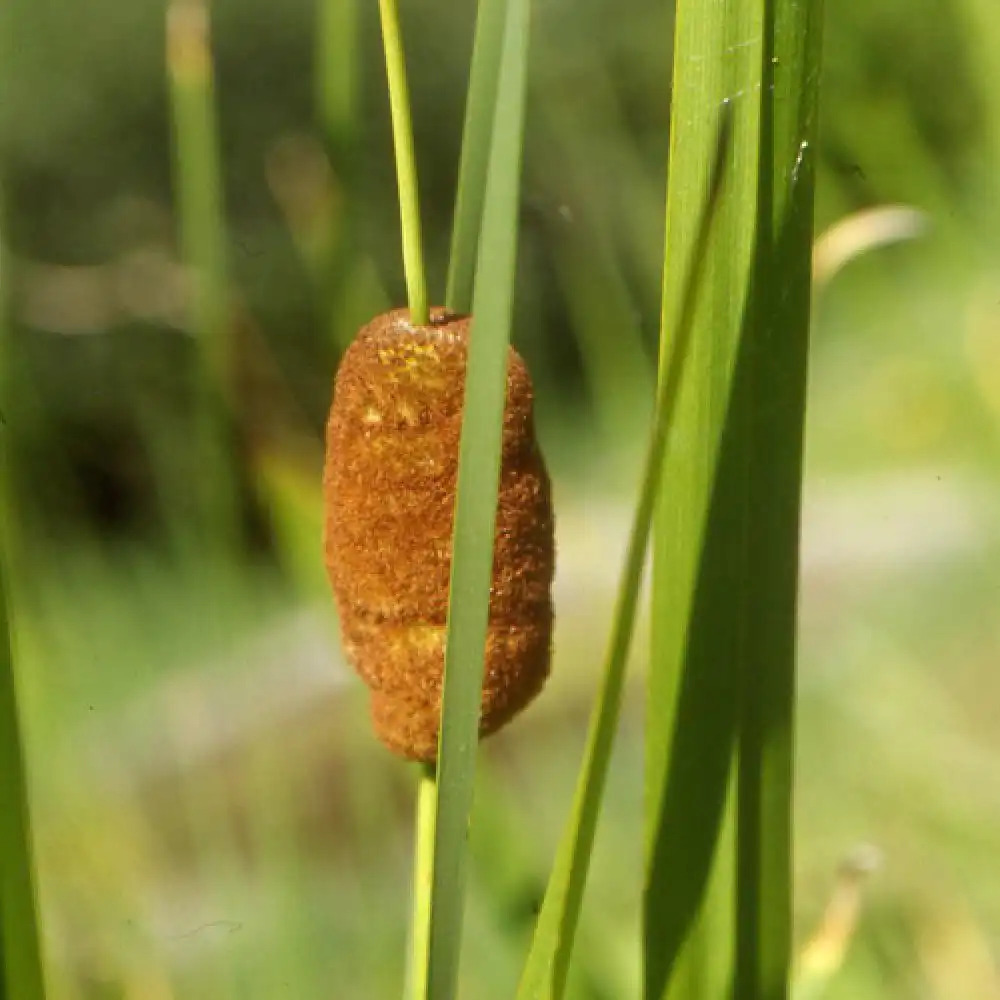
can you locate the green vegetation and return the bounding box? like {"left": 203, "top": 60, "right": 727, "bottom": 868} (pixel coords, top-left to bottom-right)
{"left": 516, "top": 109, "right": 732, "bottom": 1000}
{"left": 0, "top": 451, "right": 46, "bottom": 999}
{"left": 646, "top": 1, "right": 823, "bottom": 997}
{"left": 418, "top": 0, "right": 532, "bottom": 997}
{"left": 0, "top": 0, "right": 998, "bottom": 997}
{"left": 166, "top": 0, "right": 240, "bottom": 552}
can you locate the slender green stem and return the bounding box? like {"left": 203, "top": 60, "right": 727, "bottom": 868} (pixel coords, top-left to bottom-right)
{"left": 377, "top": 0, "right": 428, "bottom": 325}
{"left": 378, "top": 2, "right": 432, "bottom": 986}
{"left": 409, "top": 764, "right": 437, "bottom": 1000}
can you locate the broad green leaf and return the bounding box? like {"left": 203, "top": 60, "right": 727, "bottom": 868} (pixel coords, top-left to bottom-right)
{"left": 645, "top": 1, "right": 823, "bottom": 998}
{"left": 645, "top": 9, "right": 764, "bottom": 998}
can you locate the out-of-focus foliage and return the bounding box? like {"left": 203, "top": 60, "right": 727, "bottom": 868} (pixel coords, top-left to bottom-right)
{"left": 0, "top": 0, "right": 999, "bottom": 996}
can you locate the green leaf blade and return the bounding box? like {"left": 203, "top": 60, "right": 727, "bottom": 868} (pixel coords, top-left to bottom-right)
{"left": 413, "top": 0, "right": 533, "bottom": 996}
{"left": 0, "top": 582, "right": 46, "bottom": 1000}
{"left": 645, "top": 6, "right": 766, "bottom": 999}
{"left": 736, "top": 1, "right": 824, "bottom": 995}
{"left": 645, "top": 1, "right": 824, "bottom": 998}
{"left": 0, "top": 242, "right": 47, "bottom": 1000}
{"left": 446, "top": 0, "right": 508, "bottom": 314}
{"left": 166, "top": 0, "right": 239, "bottom": 551}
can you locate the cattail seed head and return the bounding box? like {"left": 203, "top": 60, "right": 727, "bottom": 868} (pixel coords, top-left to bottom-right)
{"left": 323, "top": 308, "right": 555, "bottom": 762}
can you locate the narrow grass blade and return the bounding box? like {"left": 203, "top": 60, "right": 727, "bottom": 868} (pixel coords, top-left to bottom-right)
{"left": 0, "top": 615, "right": 46, "bottom": 1000}
{"left": 0, "top": 564, "right": 45, "bottom": 1000}
{"left": 412, "top": 0, "right": 531, "bottom": 996}
{"left": 445, "top": 0, "right": 507, "bottom": 314}
{"left": 0, "top": 246, "right": 47, "bottom": 1000}
{"left": 736, "top": 1, "right": 823, "bottom": 995}
{"left": 515, "top": 112, "right": 732, "bottom": 1000}
{"left": 315, "top": 0, "right": 376, "bottom": 351}
{"left": 317, "top": 0, "right": 359, "bottom": 156}
{"left": 166, "top": 0, "right": 238, "bottom": 549}
{"left": 0, "top": 582, "right": 46, "bottom": 1000}
{"left": 953, "top": 0, "right": 1000, "bottom": 226}
{"left": 644, "top": 6, "right": 766, "bottom": 999}
{"left": 377, "top": 0, "right": 428, "bottom": 325}
{"left": 645, "top": 1, "right": 823, "bottom": 998}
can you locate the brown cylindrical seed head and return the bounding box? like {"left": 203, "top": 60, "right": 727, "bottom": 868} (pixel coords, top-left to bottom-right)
{"left": 323, "top": 307, "right": 555, "bottom": 762}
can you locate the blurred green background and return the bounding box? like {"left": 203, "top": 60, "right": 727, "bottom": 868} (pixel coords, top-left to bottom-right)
{"left": 2, "top": 0, "right": 1000, "bottom": 996}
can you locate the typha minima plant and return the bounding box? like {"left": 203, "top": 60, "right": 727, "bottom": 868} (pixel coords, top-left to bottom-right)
{"left": 322, "top": 0, "right": 548, "bottom": 995}
{"left": 322, "top": 0, "right": 552, "bottom": 758}
{"left": 321, "top": 0, "right": 823, "bottom": 995}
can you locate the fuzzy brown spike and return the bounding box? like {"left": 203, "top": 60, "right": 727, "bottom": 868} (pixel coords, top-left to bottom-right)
{"left": 323, "top": 307, "right": 555, "bottom": 761}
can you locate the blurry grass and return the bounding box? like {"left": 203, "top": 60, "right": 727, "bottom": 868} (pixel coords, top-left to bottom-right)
{"left": 532, "top": 92, "right": 655, "bottom": 446}
{"left": 0, "top": 211, "right": 46, "bottom": 999}
{"left": 15, "top": 546, "right": 293, "bottom": 729}
{"left": 0, "top": 496, "right": 46, "bottom": 1000}
{"left": 317, "top": 0, "right": 359, "bottom": 156}
{"left": 15, "top": 511, "right": 1000, "bottom": 999}
{"left": 252, "top": 450, "right": 329, "bottom": 604}
{"left": 166, "top": 12, "right": 316, "bottom": 985}
{"left": 166, "top": 0, "right": 238, "bottom": 550}
{"left": 3, "top": 0, "right": 1000, "bottom": 997}
{"left": 315, "top": 0, "right": 391, "bottom": 349}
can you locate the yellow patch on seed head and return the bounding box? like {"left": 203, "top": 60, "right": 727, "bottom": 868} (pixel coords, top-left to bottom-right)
{"left": 401, "top": 625, "right": 446, "bottom": 652}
